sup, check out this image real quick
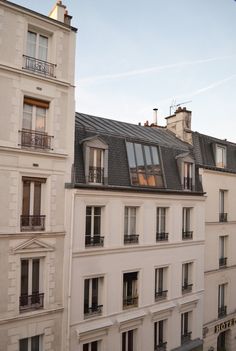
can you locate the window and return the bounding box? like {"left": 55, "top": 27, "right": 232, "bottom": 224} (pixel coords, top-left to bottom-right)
{"left": 21, "top": 177, "right": 46, "bottom": 231}
{"left": 123, "top": 272, "right": 138, "bottom": 309}
{"left": 183, "top": 162, "right": 193, "bottom": 190}
{"left": 219, "top": 236, "right": 227, "bottom": 268}
{"left": 154, "top": 320, "right": 167, "bottom": 351}
{"left": 216, "top": 145, "right": 226, "bottom": 168}
{"left": 83, "top": 341, "right": 99, "bottom": 351}
{"left": 20, "top": 259, "right": 44, "bottom": 312}
{"left": 122, "top": 330, "right": 135, "bottom": 351}
{"left": 219, "top": 190, "right": 227, "bottom": 222}
{"left": 24, "top": 31, "right": 55, "bottom": 77}
{"left": 124, "top": 207, "right": 139, "bottom": 244}
{"left": 89, "top": 148, "right": 104, "bottom": 184}
{"left": 218, "top": 284, "right": 227, "bottom": 318}
{"left": 126, "top": 142, "right": 163, "bottom": 187}
{"left": 21, "top": 97, "right": 52, "bottom": 150}
{"left": 19, "top": 335, "right": 42, "bottom": 351}
{"left": 182, "top": 263, "right": 193, "bottom": 293}
{"left": 155, "top": 267, "right": 168, "bottom": 301}
{"left": 85, "top": 206, "right": 104, "bottom": 247}
{"left": 84, "top": 277, "right": 103, "bottom": 317}
{"left": 181, "top": 312, "right": 192, "bottom": 344}
{"left": 182, "top": 208, "right": 193, "bottom": 240}
{"left": 156, "top": 208, "right": 168, "bottom": 241}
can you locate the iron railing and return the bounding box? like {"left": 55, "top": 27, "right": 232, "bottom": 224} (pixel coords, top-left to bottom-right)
{"left": 155, "top": 342, "right": 167, "bottom": 351}
{"left": 182, "top": 282, "right": 193, "bottom": 293}
{"left": 20, "top": 129, "right": 53, "bottom": 150}
{"left": 218, "top": 306, "right": 227, "bottom": 318}
{"left": 88, "top": 166, "right": 104, "bottom": 184}
{"left": 123, "top": 296, "right": 138, "bottom": 308}
{"left": 184, "top": 177, "right": 192, "bottom": 190}
{"left": 84, "top": 304, "right": 103, "bottom": 317}
{"left": 20, "top": 215, "right": 45, "bottom": 231}
{"left": 219, "top": 257, "right": 227, "bottom": 268}
{"left": 19, "top": 293, "right": 44, "bottom": 312}
{"left": 23, "top": 55, "right": 56, "bottom": 77}
{"left": 85, "top": 235, "right": 104, "bottom": 247}
{"left": 156, "top": 232, "right": 168, "bottom": 242}
{"left": 219, "top": 213, "right": 227, "bottom": 222}
{"left": 124, "top": 234, "right": 139, "bottom": 244}
{"left": 181, "top": 332, "right": 192, "bottom": 344}
{"left": 182, "top": 231, "right": 193, "bottom": 240}
{"left": 155, "top": 290, "right": 168, "bottom": 301}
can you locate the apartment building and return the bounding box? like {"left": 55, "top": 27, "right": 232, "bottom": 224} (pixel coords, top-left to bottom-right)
{"left": 67, "top": 112, "right": 205, "bottom": 351}
{"left": 0, "top": 1, "right": 76, "bottom": 350}
{"left": 165, "top": 107, "right": 236, "bottom": 351}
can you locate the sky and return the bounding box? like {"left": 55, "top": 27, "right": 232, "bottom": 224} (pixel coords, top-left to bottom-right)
{"left": 13, "top": 0, "right": 236, "bottom": 142}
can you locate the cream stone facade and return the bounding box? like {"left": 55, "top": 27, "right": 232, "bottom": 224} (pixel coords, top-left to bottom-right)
{"left": 0, "top": 1, "right": 76, "bottom": 350}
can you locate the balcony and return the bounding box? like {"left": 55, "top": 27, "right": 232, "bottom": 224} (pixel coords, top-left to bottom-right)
{"left": 156, "top": 232, "right": 168, "bottom": 242}
{"left": 181, "top": 332, "right": 192, "bottom": 344}
{"left": 124, "top": 234, "right": 139, "bottom": 244}
{"left": 20, "top": 215, "right": 45, "bottom": 232}
{"left": 184, "top": 177, "right": 192, "bottom": 190}
{"left": 19, "top": 293, "right": 44, "bottom": 312}
{"left": 20, "top": 129, "right": 53, "bottom": 150}
{"left": 155, "top": 342, "right": 167, "bottom": 351}
{"left": 182, "top": 282, "right": 193, "bottom": 293}
{"left": 89, "top": 166, "right": 104, "bottom": 184}
{"left": 155, "top": 290, "right": 168, "bottom": 301}
{"left": 182, "top": 231, "right": 193, "bottom": 240}
{"left": 123, "top": 296, "right": 138, "bottom": 309}
{"left": 84, "top": 304, "right": 103, "bottom": 318}
{"left": 23, "top": 55, "right": 56, "bottom": 77}
{"left": 218, "top": 306, "right": 227, "bottom": 318}
{"left": 219, "top": 213, "right": 227, "bottom": 222}
{"left": 219, "top": 257, "right": 227, "bottom": 268}
{"left": 85, "top": 235, "right": 104, "bottom": 247}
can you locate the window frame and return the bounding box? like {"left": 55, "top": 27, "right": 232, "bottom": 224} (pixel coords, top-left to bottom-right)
{"left": 85, "top": 206, "right": 104, "bottom": 247}
{"left": 27, "top": 30, "right": 49, "bottom": 62}
{"left": 155, "top": 267, "right": 168, "bottom": 301}
{"left": 19, "top": 335, "right": 42, "bottom": 351}
{"left": 83, "top": 276, "right": 103, "bottom": 318}
{"left": 182, "top": 262, "right": 193, "bottom": 293}
{"left": 123, "top": 272, "right": 139, "bottom": 309}
{"left": 215, "top": 144, "right": 227, "bottom": 168}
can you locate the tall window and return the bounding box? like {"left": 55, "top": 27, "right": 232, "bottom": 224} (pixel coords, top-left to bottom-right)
{"left": 122, "top": 330, "right": 135, "bottom": 351}
{"left": 85, "top": 206, "right": 103, "bottom": 247}
{"left": 182, "top": 208, "right": 193, "bottom": 240}
{"left": 219, "top": 236, "right": 227, "bottom": 268}
{"left": 123, "top": 272, "right": 138, "bottom": 309}
{"left": 154, "top": 320, "right": 167, "bottom": 351}
{"left": 124, "top": 207, "right": 138, "bottom": 244}
{"left": 89, "top": 148, "right": 104, "bottom": 183}
{"left": 20, "top": 259, "right": 44, "bottom": 312}
{"left": 216, "top": 145, "right": 226, "bottom": 168}
{"left": 183, "top": 162, "right": 193, "bottom": 190}
{"left": 182, "top": 263, "right": 193, "bottom": 293}
{"left": 83, "top": 341, "right": 99, "bottom": 351}
{"left": 21, "top": 177, "right": 46, "bottom": 231}
{"left": 126, "top": 142, "right": 163, "bottom": 187}
{"left": 156, "top": 207, "right": 168, "bottom": 241}
{"left": 218, "top": 284, "right": 227, "bottom": 318}
{"left": 20, "top": 335, "right": 42, "bottom": 351}
{"left": 181, "top": 312, "right": 192, "bottom": 344}
{"left": 27, "top": 31, "right": 48, "bottom": 61}
{"left": 84, "top": 277, "right": 103, "bottom": 317}
{"left": 155, "top": 267, "right": 168, "bottom": 301}
{"left": 219, "top": 190, "right": 227, "bottom": 222}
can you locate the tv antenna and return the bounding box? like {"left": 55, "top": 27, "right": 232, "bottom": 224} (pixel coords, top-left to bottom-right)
{"left": 169, "top": 99, "right": 192, "bottom": 116}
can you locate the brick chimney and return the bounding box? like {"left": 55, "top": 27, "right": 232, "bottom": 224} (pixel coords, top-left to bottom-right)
{"left": 165, "top": 107, "right": 192, "bottom": 144}
{"left": 49, "top": 1, "right": 72, "bottom": 25}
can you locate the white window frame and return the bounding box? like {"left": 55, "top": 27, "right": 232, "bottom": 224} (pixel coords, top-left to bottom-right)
{"left": 19, "top": 334, "right": 43, "bottom": 351}
{"left": 124, "top": 207, "right": 137, "bottom": 236}
{"left": 154, "top": 319, "right": 167, "bottom": 348}
{"left": 27, "top": 30, "right": 49, "bottom": 61}
{"left": 84, "top": 277, "right": 103, "bottom": 317}
{"left": 23, "top": 103, "right": 47, "bottom": 133}
{"left": 122, "top": 329, "right": 136, "bottom": 351}
{"left": 155, "top": 267, "right": 168, "bottom": 300}
{"left": 216, "top": 145, "right": 226, "bottom": 168}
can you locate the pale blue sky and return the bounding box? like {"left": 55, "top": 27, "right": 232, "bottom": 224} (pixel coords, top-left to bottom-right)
{"left": 13, "top": 0, "right": 236, "bottom": 141}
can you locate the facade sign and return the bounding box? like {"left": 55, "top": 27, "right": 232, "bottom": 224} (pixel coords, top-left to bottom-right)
{"left": 215, "top": 318, "right": 236, "bottom": 333}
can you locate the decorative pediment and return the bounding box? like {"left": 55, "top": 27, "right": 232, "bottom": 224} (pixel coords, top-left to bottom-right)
{"left": 12, "top": 238, "right": 54, "bottom": 254}
{"left": 175, "top": 152, "right": 194, "bottom": 163}
{"left": 81, "top": 135, "right": 108, "bottom": 149}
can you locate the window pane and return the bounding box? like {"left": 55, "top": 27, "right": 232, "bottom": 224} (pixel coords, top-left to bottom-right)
{"left": 38, "top": 35, "right": 48, "bottom": 61}
{"left": 86, "top": 208, "right": 92, "bottom": 236}
{"left": 32, "top": 259, "right": 40, "bottom": 294}
{"left": 31, "top": 335, "right": 40, "bottom": 351}
{"left": 21, "top": 260, "right": 29, "bottom": 296}
{"left": 91, "top": 341, "right": 98, "bottom": 351}
{"left": 84, "top": 280, "right": 89, "bottom": 313}
{"left": 128, "top": 330, "right": 133, "bottom": 351}
{"left": 23, "top": 104, "right": 33, "bottom": 130}
{"left": 35, "top": 107, "right": 46, "bottom": 132}
{"left": 94, "top": 207, "right": 101, "bottom": 235}
{"left": 151, "top": 146, "right": 160, "bottom": 165}
{"left": 126, "top": 142, "right": 136, "bottom": 168}
{"left": 19, "top": 338, "right": 28, "bottom": 351}
{"left": 33, "top": 182, "right": 41, "bottom": 216}
{"left": 89, "top": 148, "right": 95, "bottom": 167}
{"left": 83, "top": 344, "right": 89, "bottom": 351}
{"left": 144, "top": 145, "right": 152, "bottom": 165}
{"left": 22, "top": 180, "right": 30, "bottom": 216}
{"left": 27, "top": 31, "right": 36, "bottom": 57}
{"left": 92, "top": 278, "right": 98, "bottom": 307}
{"left": 134, "top": 143, "right": 144, "bottom": 166}
{"left": 96, "top": 149, "right": 102, "bottom": 168}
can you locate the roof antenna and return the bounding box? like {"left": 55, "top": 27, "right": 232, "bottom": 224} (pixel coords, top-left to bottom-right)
{"left": 169, "top": 99, "right": 192, "bottom": 115}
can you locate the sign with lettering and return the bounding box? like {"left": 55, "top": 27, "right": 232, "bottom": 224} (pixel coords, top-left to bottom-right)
{"left": 215, "top": 318, "right": 236, "bottom": 333}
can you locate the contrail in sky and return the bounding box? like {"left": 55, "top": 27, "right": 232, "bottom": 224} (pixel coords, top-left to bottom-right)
{"left": 80, "top": 55, "right": 235, "bottom": 84}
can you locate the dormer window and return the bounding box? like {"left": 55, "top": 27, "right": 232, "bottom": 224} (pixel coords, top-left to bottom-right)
{"left": 176, "top": 153, "right": 195, "bottom": 191}
{"left": 184, "top": 162, "right": 193, "bottom": 190}
{"left": 126, "top": 142, "right": 163, "bottom": 187}
{"left": 216, "top": 145, "right": 226, "bottom": 168}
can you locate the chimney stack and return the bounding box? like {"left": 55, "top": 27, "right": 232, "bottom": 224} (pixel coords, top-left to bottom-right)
{"left": 49, "top": 1, "right": 72, "bottom": 25}
{"left": 165, "top": 107, "right": 192, "bottom": 144}
{"left": 153, "top": 108, "right": 158, "bottom": 125}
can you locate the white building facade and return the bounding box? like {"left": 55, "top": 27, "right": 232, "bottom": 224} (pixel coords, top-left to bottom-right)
{"left": 0, "top": 1, "right": 76, "bottom": 350}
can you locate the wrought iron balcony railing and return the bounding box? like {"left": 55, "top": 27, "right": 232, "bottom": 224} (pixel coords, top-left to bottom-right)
{"left": 19, "top": 293, "right": 44, "bottom": 312}
{"left": 20, "top": 129, "right": 53, "bottom": 150}
{"left": 184, "top": 177, "right": 192, "bottom": 190}
{"left": 182, "top": 282, "right": 193, "bottom": 293}
{"left": 219, "top": 257, "right": 227, "bottom": 268}
{"left": 219, "top": 213, "right": 227, "bottom": 222}
{"left": 155, "top": 290, "right": 168, "bottom": 301}
{"left": 123, "top": 296, "right": 138, "bottom": 308}
{"left": 88, "top": 166, "right": 104, "bottom": 184}
{"left": 155, "top": 342, "right": 167, "bottom": 351}
{"left": 156, "top": 232, "right": 168, "bottom": 242}
{"left": 182, "top": 231, "right": 193, "bottom": 240}
{"left": 20, "top": 215, "right": 45, "bottom": 231}
{"left": 218, "top": 306, "right": 227, "bottom": 318}
{"left": 124, "top": 234, "right": 139, "bottom": 244}
{"left": 181, "top": 332, "right": 192, "bottom": 344}
{"left": 23, "top": 55, "right": 56, "bottom": 77}
{"left": 84, "top": 304, "right": 103, "bottom": 317}
{"left": 85, "top": 235, "right": 104, "bottom": 247}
